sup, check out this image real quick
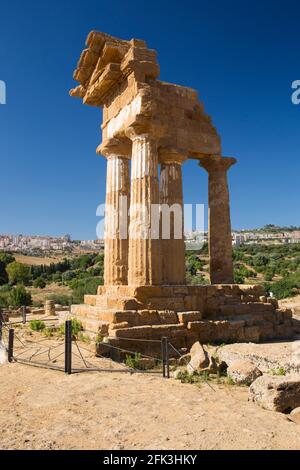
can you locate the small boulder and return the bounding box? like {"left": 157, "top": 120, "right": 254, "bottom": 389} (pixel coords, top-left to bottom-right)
{"left": 187, "top": 342, "right": 209, "bottom": 375}
{"left": 249, "top": 374, "right": 300, "bottom": 412}
{"left": 288, "top": 407, "right": 300, "bottom": 424}
{"left": 227, "top": 359, "right": 262, "bottom": 385}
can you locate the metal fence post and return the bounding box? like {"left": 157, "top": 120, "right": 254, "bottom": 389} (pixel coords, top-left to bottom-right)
{"left": 8, "top": 329, "right": 14, "bottom": 363}
{"left": 22, "top": 305, "right": 26, "bottom": 324}
{"left": 64, "top": 320, "right": 72, "bottom": 374}
{"left": 161, "top": 336, "right": 170, "bottom": 378}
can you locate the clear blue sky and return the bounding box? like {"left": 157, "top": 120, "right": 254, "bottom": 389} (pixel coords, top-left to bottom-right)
{"left": 0, "top": 0, "right": 299, "bottom": 239}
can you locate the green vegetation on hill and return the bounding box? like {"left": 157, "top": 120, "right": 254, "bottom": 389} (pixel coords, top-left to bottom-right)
{"left": 0, "top": 252, "right": 104, "bottom": 308}
{"left": 1, "top": 242, "right": 300, "bottom": 307}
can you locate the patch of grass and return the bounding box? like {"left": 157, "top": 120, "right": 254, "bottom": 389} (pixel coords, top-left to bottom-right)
{"left": 175, "top": 370, "right": 200, "bottom": 384}
{"left": 269, "top": 367, "right": 286, "bottom": 376}
{"left": 224, "top": 375, "right": 236, "bottom": 385}
{"left": 77, "top": 332, "right": 91, "bottom": 344}
{"left": 43, "top": 326, "right": 58, "bottom": 338}
{"left": 29, "top": 319, "right": 46, "bottom": 332}
{"left": 125, "top": 352, "right": 144, "bottom": 370}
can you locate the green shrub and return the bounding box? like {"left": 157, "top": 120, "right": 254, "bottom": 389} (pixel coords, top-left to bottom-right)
{"left": 29, "top": 320, "right": 46, "bottom": 331}
{"left": 0, "top": 285, "right": 11, "bottom": 307}
{"left": 33, "top": 277, "right": 46, "bottom": 289}
{"left": 234, "top": 271, "right": 245, "bottom": 284}
{"left": 268, "top": 276, "right": 298, "bottom": 299}
{"left": 59, "top": 318, "right": 82, "bottom": 337}
{"left": 186, "top": 273, "right": 207, "bottom": 286}
{"left": 70, "top": 277, "right": 104, "bottom": 304}
{"left": 125, "top": 352, "right": 143, "bottom": 370}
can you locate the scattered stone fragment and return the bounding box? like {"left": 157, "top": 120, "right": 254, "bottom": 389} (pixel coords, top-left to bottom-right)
{"left": 288, "top": 407, "right": 300, "bottom": 424}
{"left": 249, "top": 374, "right": 300, "bottom": 412}
{"left": 227, "top": 359, "right": 262, "bottom": 385}
{"left": 187, "top": 342, "right": 209, "bottom": 375}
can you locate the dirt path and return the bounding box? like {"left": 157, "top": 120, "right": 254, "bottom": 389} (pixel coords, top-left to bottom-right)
{"left": 1, "top": 363, "right": 300, "bottom": 450}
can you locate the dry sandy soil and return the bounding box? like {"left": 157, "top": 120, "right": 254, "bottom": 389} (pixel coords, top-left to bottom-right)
{"left": 1, "top": 361, "right": 300, "bottom": 450}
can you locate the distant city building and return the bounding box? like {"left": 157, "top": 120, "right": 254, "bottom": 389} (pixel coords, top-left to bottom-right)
{"left": 1, "top": 228, "right": 300, "bottom": 254}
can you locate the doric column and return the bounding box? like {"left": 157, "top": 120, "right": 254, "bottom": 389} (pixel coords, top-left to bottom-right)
{"left": 98, "top": 140, "right": 131, "bottom": 286}
{"left": 127, "top": 133, "right": 161, "bottom": 286}
{"left": 159, "top": 150, "right": 186, "bottom": 285}
{"left": 200, "top": 155, "right": 236, "bottom": 284}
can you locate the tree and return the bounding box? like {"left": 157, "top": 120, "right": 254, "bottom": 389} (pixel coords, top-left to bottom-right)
{"left": 0, "top": 261, "right": 8, "bottom": 285}
{"left": 9, "top": 285, "right": 32, "bottom": 308}
{"left": 6, "top": 262, "right": 31, "bottom": 285}
{"left": 0, "top": 253, "right": 15, "bottom": 266}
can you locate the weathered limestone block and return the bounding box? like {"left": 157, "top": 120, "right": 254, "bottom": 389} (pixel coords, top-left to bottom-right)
{"left": 84, "top": 295, "right": 98, "bottom": 307}
{"left": 110, "top": 323, "right": 186, "bottom": 339}
{"left": 244, "top": 326, "right": 261, "bottom": 342}
{"left": 239, "top": 284, "right": 266, "bottom": 297}
{"left": 228, "top": 320, "right": 245, "bottom": 342}
{"left": 249, "top": 375, "right": 300, "bottom": 413}
{"left": 157, "top": 310, "right": 178, "bottom": 324}
{"left": 184, "top": 295, "right": 202, "bottom": 311}
{"left": 177, "top": 311, "right": 203, "bottom": 325}
{"left": 259, "top": 322, "right": 275, "bottom": 340}
{"left": 274, "top": 324, "right": 294, "bottom": 339}
{"left": 227, "top": 359, "right": 262, "bottom": 385}
{"left": 109, "top": 321, "right": 130, "bottom": 330}
{"left": 277, "top": 307, "right": 293, "bottom": 320}
{"left": 187, "top": 341, "right": 209, "bottom": 374}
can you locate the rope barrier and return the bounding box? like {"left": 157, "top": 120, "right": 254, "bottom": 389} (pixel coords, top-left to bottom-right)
{"left": 95, "top": 340, "right": 163, "bottom": 362}
{"left": 14, "top": 358, "right": 65, "bottom": 372}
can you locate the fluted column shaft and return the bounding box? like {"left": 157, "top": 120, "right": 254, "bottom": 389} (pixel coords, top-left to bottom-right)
{"left": 160, "top": 160, "right": 186, "bottom": 285}
{"left": 128, "top": 135, "right": 161, "bottom": 286}
{"left": 104, "top": 155, "right": 130, "bottom": 285}
{"left": 200, "top": 156, "right": 236, "bottom": 284}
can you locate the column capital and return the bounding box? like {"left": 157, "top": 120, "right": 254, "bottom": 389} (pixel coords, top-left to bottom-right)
{"left": 97, "top": 138, "right": 131, "bottom": 159}
{"left": 199, "top": 155, "right": 236, "bottom": 173}
{"left": 125, "top": 127, "right": 153, "bottom": 142}
{"left": 159, "top": 147, "right": 187, "bottom": 165}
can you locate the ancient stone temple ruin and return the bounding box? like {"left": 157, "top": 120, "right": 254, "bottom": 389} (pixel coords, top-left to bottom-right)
{"left": 70, "top": 31, "right": 294, "bottom": 355}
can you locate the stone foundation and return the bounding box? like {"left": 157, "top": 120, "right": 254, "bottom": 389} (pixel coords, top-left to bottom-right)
{"left": 70, "top": 284, "right": 295, "bottom": 358}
